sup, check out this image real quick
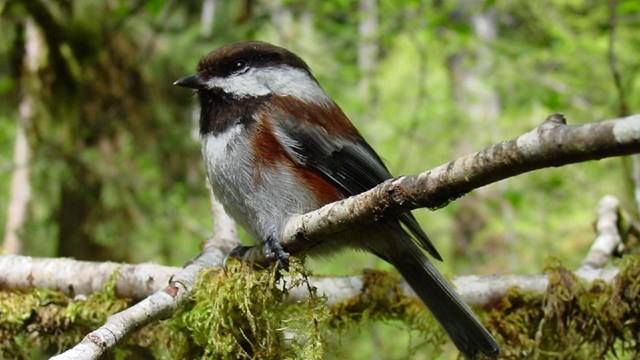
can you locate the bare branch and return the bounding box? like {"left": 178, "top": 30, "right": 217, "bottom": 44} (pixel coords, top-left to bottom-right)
{"left": 243, "top": 114, "right": 640, "bottom": 263}
{"left": 580, "top": 195, "right": 622, "bottom": 270}
{"left": 0, "top": 255, "right": 178, "bottom": 300}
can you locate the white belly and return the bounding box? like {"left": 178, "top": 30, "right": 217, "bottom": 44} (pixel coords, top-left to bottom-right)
{"left": 201, "top": 123, "right": 319, "bottom": 243}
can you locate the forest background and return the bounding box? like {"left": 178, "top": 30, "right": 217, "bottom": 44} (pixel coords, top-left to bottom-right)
{"left": 1, "top": 0, "right": 639, "bottom": 358}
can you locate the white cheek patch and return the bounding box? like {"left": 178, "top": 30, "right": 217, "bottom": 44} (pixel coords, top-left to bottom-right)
{"left": 206, "top": 65, "right": 331, "bottom": 104}
{"left": 207, "top": 71, "right": 270, "bottom": 98}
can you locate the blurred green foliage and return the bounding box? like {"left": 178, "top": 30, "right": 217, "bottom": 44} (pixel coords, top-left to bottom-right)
{"left": 1, "top": 0, "right": 639, "bottom": 358}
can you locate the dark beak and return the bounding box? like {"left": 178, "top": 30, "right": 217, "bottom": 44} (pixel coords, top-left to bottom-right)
{"left": 173, "top": 74, "right": 207, "bottom": 89}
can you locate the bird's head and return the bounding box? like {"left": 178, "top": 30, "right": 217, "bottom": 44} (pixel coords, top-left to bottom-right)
{"left": 174, "top": 41, "right": 329, "bottom": 104}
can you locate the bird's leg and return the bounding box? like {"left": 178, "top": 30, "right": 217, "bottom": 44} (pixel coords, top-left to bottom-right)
{"left": 264, "top": 235, "right": 290, "bottom": 270}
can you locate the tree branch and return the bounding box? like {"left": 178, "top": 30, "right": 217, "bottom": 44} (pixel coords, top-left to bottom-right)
{"left": 0, "top": 254, "right": 620, "bottom": 310}
{"left": 287, "top": 268, "right": 620, "bottom": 309}
{"left": 204, "top": 182, "right": 241, "bottom": 253}
{"left": 244, "top": 114, "right": 640, "bottom": 263}
{"left": 29, "top": 113, "right": 640, "bottom": 358}
{"left": 0, "top": 202, "right": 624, "bottom": 358}
{"left": 0, "top": 255, "right": 177, "bottom": 300}
{"left": 580, "top": 195, "right": 622, "bottom": 270}
{"left": 47, "top": 250, "right": 225, "bottom": 360}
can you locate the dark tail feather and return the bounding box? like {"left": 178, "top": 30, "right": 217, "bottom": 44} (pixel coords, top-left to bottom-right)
{"left": 389, "top": 240, "right": 500, "bottom": 359}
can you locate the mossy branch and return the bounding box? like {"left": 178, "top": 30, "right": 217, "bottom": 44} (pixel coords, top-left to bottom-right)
{"left": 2, "top": 257, "right": 639, "bottom": 359}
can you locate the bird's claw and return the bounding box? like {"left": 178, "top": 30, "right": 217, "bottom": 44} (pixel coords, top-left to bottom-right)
{"left": 223, "top": 239, "right": 290, "bottom": 270}
{"left": 264, "top": 236, "right": 290, "bottom": 271}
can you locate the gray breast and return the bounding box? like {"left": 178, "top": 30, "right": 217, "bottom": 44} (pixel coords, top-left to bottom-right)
{"left": 201, "top": 123, "right": 261, "bottom": 239}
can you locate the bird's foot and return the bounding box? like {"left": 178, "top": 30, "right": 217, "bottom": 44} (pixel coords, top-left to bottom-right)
{"left": 264, "top": 236, "right": 290, "bottom": 271}
{"left": 223, "top": 238, "right": 290, "bottom": 270}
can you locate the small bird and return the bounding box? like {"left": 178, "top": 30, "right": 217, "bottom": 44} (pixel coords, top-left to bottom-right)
{"left": 175, "top": 41, "right": 500, "bottom": 359}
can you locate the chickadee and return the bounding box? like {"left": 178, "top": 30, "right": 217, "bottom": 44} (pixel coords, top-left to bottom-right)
{"left": 175, "top": 41, "right": 499, "bottom": 359}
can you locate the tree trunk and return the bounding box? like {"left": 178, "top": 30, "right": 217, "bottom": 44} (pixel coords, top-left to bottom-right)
{"left": 3, "top": 19, "right": 41, "bottom": 255}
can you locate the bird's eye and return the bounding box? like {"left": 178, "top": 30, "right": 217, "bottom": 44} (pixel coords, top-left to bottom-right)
{"left": 234, "top": 60, "right": 247, "bottom": 71}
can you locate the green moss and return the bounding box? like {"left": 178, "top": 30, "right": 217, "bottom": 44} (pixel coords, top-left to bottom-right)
{"left": 165, "top": 258, "right": 331, "bottom": 359}
{"left": 487, "top": 256, "right": 640, "bottom": 359}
